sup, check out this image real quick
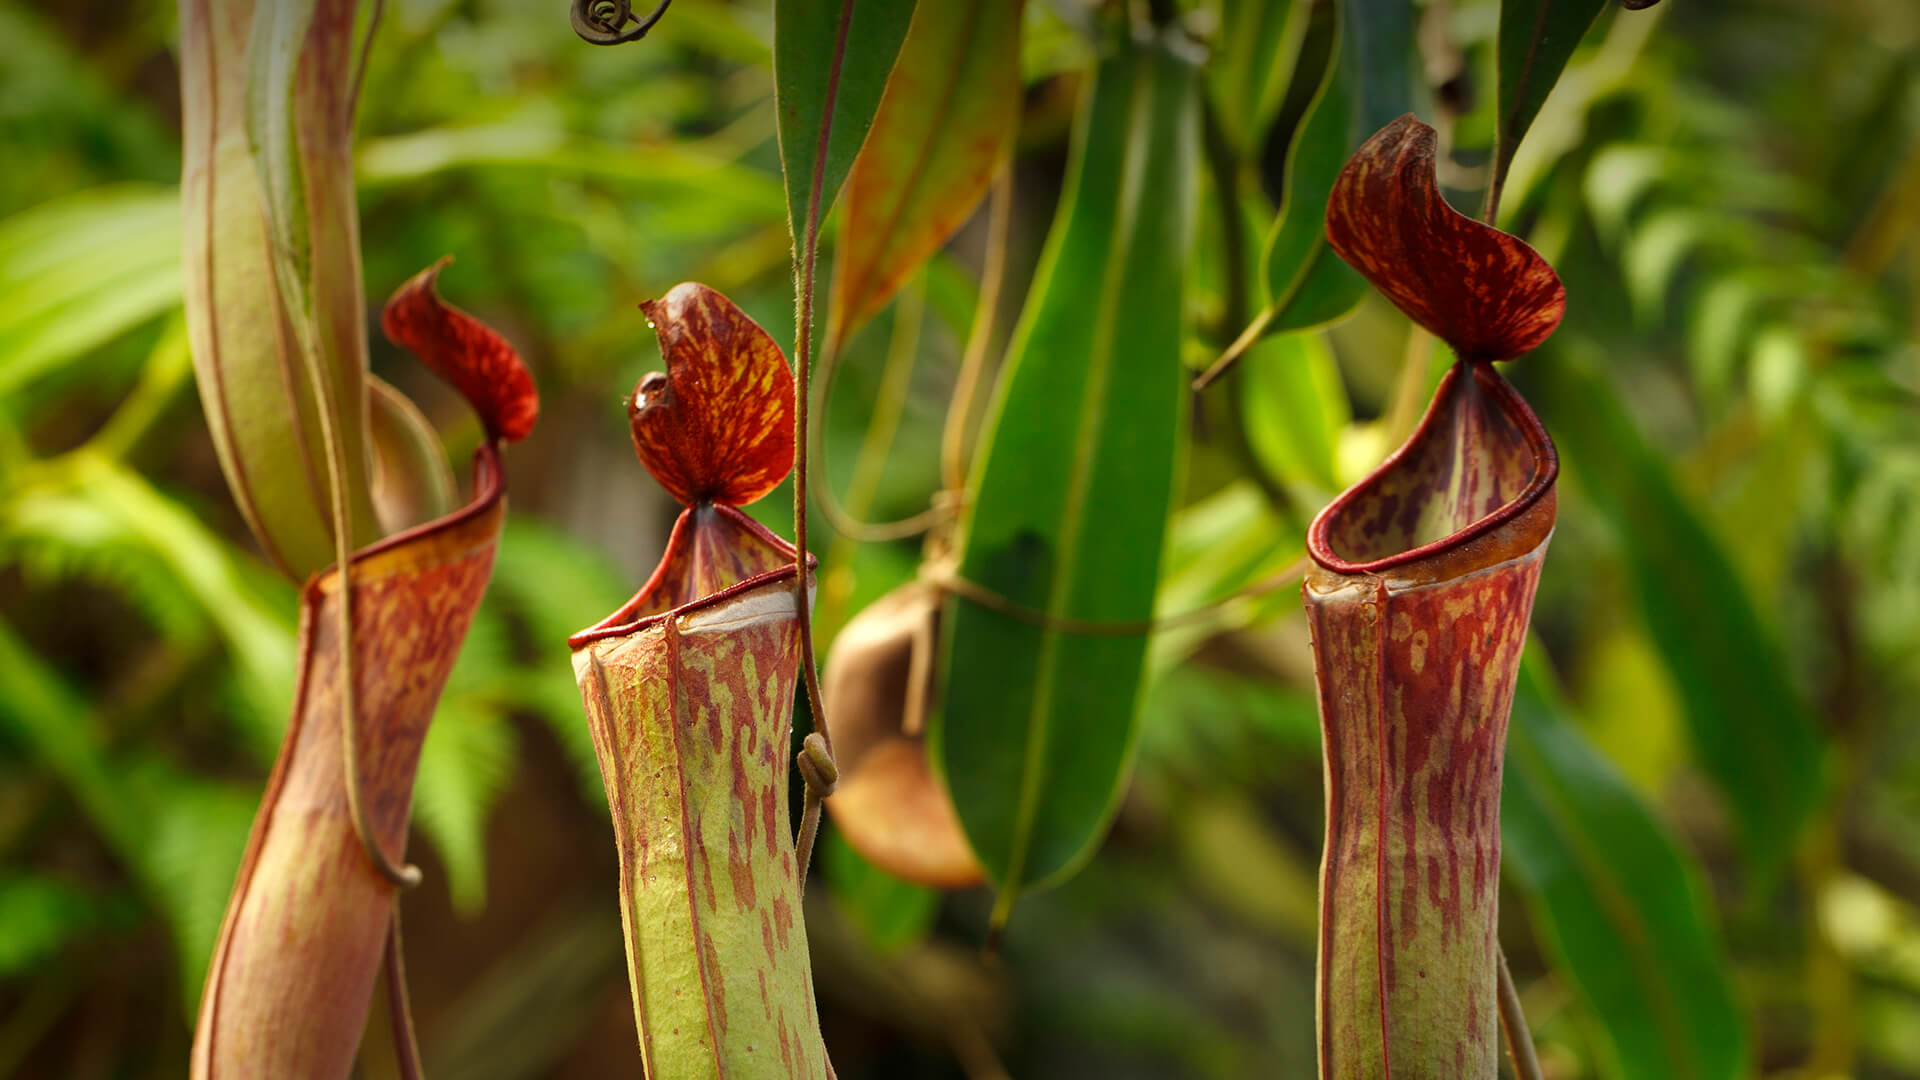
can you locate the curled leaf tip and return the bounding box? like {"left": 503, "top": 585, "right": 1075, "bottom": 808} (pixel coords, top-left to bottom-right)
{"left": 628, "top": 282, "right": 795, "bottom": 507}
{"left": 381, "top": 257, "right": 540, "bottom": 443}
{"left": 1326, "top": 114, "right": 1567, "bottom": 361}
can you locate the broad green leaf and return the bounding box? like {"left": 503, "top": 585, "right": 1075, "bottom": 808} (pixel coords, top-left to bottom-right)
{"left": 772, "top": 0, "right": 915, "bottom": 243}
{"left": 1255, "top": 0, "right": 1410, "bottom": 338}
{"left": 823, "top": 831, "right": 938, "bottom": 954}
{"left": 1503, "top": 646, "right": 1749, "bottom": 1080}
{"left": 1208, "top": 0, "right": 1304, "bottom": 160}
{"left": 827, "top": 0, "right": 1022, "bottom": 352}
{"left": 1239, "top": 330, "right": 1348, "bottom": 497}
{"left": 1534, "top": 352, "right": 1826, "bottom": 882}
{"left": 0, "top": 185, "right": 181, "bottom": 397}
{"left": 934, "top": 27, "right": 1199, "bottom": 915}
{"left": 1489, "top": 0, "right": 1608, "bottom": 214}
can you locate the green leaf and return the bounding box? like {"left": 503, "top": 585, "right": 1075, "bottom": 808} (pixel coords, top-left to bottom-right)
{"left": 772, "top": 0, "right": 916, "bottom": 243}
{"left": 1255, "top": 0, "right": 1411, "bottom": 339}
{"left": 1503, "top": 646, "right": 1749, "bottom": 1080}
{"left": 414, "top": 690, "right": 518, "bottom": 915}
{"left": 933, "top": 27, "right": 1199, "bottom": 916}
{"left": 0, "top": 874, "right": 106, "bottom": 976}
{"left": 823, "top": 830, "right": 938, "bottom": 954}
{"left": 1534, "top": 352, "right": 1826, "bottom": 883}
{"left": 827, "top": 0, "right": 1022, "bottom": 352}
{"left": 1239, "top": 330, "right": 1348, "bottom": 497}
{"left": 1208, "top": 0, "right": 1304, "bottom": 160}
{"left": 0, "top": 185, "right": 181, "bottom": 398}
{"left": 1489, "top": 0, "right": 1608, "bottom": 215}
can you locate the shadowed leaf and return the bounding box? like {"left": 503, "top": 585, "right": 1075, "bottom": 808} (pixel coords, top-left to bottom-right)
{"left": 1532, "top": 351, "right": 1825, "bottom": 883}
{"left": 1490, "top": 0, "right": 1608, "bottom": 216}
{"left": 934, "top": 26, "right": 1199, "bottom": 917}
{"left": 1503, "top": 647, "right": 1749, "bottom": 1080}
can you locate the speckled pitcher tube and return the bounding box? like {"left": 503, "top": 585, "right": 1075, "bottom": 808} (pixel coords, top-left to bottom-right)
{"left": 1304, "top": 361, "right": 1556, "bottom": 1077}
{"left": 192, "top": 261, "right": 538, "bottom": 1076}
{"left": 1304, "top": 114, "right": 1568, "bottom": 1078}
{"left": 568, "top": 283, "right": 829, "bottom": 1078}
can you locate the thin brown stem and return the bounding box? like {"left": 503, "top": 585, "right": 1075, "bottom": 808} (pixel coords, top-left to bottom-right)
{"left": 1191, "top": 305, "right": 1274, "bottom": 392}
{"left": 791, "top": 0, "right": 859, "bottom": 770}
{"left": 795, "top": 791, "right": 825, "bottom": 889}
{"left": 940, "top": 166, "right": 1015, "bottom": 495}
{"left": 385, "top": 906, "right": 425, "bottom": 1080}
{"left": 925, "top": 554, "right": 1309, "bottom": 638}
{"left": 1496, "top": 947, "right": 1543, "bottom": 1080}
{"left": 813, "top": 273, "right": 948, "bottom": 542}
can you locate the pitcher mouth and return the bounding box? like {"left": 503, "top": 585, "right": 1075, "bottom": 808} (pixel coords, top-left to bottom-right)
{"left": 568, "top": 503, "right": 814, "bottom": 648}
{"left": 1307, "top": 360, "right": 1558, "bottom": 577}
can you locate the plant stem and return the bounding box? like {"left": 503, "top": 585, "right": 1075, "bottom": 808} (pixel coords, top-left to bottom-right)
{"left": 386, "top": 907, "right": 425, "bottom": 1080}
{"left": 940, "top": 165, "right": 1014, "bottom": 495}
{"left": 1497, "top": 947, "right": 1543, "bottom": 1080}
{"left": 791, "top": 0, "right": 859, "bottom": 773}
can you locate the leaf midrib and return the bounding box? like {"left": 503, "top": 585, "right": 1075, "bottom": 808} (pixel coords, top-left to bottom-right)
{"left": 999, "top": 52, "right": 1161, "bottom": 903}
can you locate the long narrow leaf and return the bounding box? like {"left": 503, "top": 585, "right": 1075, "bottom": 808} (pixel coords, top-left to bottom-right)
{"left": 1503, "top": 647, "right": 1749, "bottom": 1080}
{"left": 827, "top": 0, "right": 1022, "bottom": 352}
{"left": 772, "top": 0, "right": 915, "bottom": 244}
{"left": 934, "top": 26, "right": 1199, "bottom": 916}
{"left": 1533, "top": 352, "right": 1825, "bottom": 882}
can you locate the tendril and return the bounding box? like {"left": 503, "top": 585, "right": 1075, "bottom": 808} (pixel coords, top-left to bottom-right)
{"left": 570, "top": 0, "right": 671, "bottom": 46}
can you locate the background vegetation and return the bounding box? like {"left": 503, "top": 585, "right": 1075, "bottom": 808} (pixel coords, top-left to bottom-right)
{"left": 2, "top": 0, "right": 1917, "bottom": 1076}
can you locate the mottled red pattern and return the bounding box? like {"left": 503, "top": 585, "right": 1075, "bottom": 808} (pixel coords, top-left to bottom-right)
{"left": 628, "top": 283, "right": 796, "bottom": 508}
{"left": 1313, "top": 362, "right": 1557, "bottom": 575}
{"left": 570, "top": 504, "right": 828, "bottom": 1077}
{"left": 1326, "top": 115, "right": 1566, "bottom": 362}
{"left": 1302, "top": 365, "right": 1556, "bottom": 1077}
{"left": 1307, "top": 525, "right": 1548, "bottom": 1078}
{"left": 193, "top": 449, "right": 508, "bottom": 1078}
{"left": 381, "top": 258, "right": 539, "bottom": 442}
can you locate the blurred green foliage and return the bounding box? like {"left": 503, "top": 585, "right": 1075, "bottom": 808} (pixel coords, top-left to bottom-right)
{"left": 1, "top": 0, "right": 1917, "bottom": 1076}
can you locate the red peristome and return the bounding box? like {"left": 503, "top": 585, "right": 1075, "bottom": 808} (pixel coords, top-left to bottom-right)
{"left": 1303, "top": 361, "right": 1557, "bottom": 1078}
{"left": 1326, "top": 115, "right": 1566, "bottom": 362}
{"left": 381, "top": 257, "right": 539, "bottom": 443}
{"left": 628, "top": 283, "right": 795, "bottom": 508}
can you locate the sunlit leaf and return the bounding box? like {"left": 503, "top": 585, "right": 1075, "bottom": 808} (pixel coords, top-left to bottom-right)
{"left": 0, "top": 185, "right": 181, "bottom": 397}
{"left": 828, "top": 0, "right": 1022, "bottom": 352}
{"left": 1239, "top": 331, "right": 1348, "bottom": 497}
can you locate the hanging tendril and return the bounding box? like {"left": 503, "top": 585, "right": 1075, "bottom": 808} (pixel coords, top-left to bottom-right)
{"left": 570, "top": 0, "right": 672, "bottom": 45}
